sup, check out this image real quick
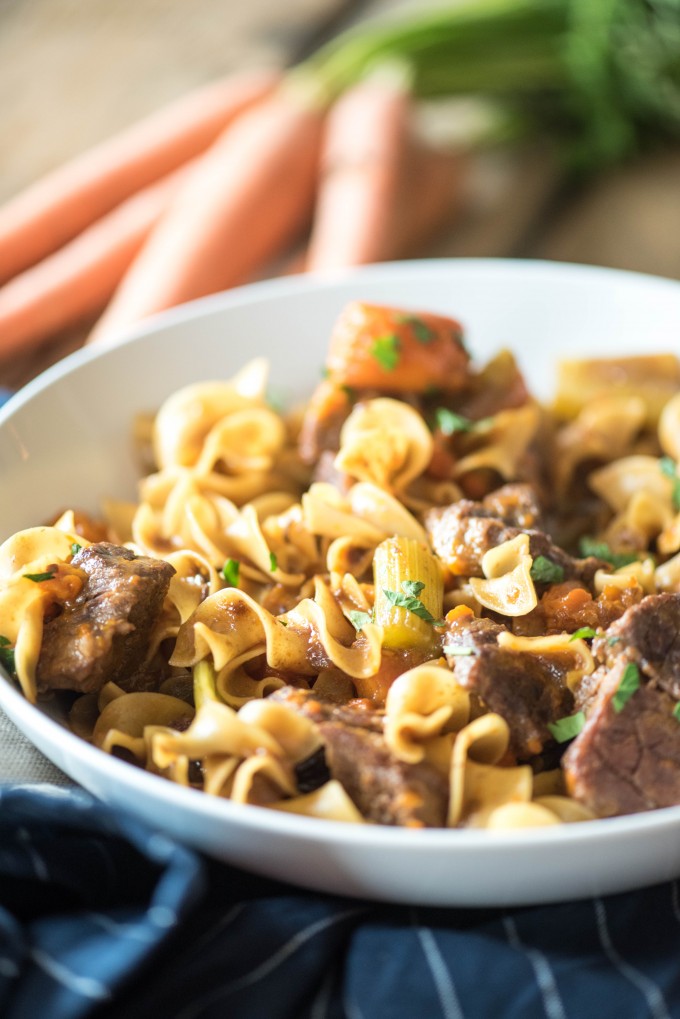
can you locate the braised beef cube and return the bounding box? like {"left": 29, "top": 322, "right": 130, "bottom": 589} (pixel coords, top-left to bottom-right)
{"left": 481, "top": 483, "right": 544, "bottom": 530}
{"left": 36, "top": 543, "right": 174, "bottom": 694}
{"left": 593, "top": 593, "right": 680, "bottom": 699}
{"left": 563, "top": 660, "right": 680, "bottom": 817}
{"left": 318, "top": 720, "right": 448, "bottom": 827}
{"left": 451, "top": 641, "right": 575, "bottom": 759}
{"left": 424, "top": 500, "right": 509, "bottom": 577}
{"left": 269, "top": 686, "right": 447, "bottom": 826}
{"left": 425, "top": 498, "right": 606, "bottom": 587}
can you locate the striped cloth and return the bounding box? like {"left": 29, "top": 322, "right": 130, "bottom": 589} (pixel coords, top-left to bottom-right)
{"left": 1, "top": 786, "right": 680, "bottom": 1019}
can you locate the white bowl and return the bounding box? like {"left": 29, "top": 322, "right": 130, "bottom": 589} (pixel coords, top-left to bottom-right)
{"left": 2, "top": 258, "right": 680, "bottom": 907}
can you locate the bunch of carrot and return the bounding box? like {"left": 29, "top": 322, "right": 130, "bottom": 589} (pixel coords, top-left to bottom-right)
{"left": 0, "top": 63, "right": 462, "bottom": 358}
{"left": 0, "top": 0, "right": 677, "bottom": 360}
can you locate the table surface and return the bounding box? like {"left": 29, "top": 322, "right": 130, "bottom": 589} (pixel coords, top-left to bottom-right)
{"left": 1, "top": 0, "right": 679, "bottom": 783}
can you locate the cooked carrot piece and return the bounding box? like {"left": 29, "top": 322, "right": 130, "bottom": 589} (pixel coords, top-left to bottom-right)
{"left": 325, "top": 301, "right": 469, "bottom": 393}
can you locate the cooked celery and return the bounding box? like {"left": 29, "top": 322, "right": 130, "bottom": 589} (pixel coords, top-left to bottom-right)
{"left": 373, "top": 536, "right": 444, "bottom": 649}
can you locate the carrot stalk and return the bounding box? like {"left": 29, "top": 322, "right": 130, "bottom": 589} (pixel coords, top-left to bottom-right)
{"left": 88, "top": 84, "right": 325, "bottom": 345}
{"left": 0, "top": 70, "right": 279, "bottom": 284}
{"left": 0, "top": 166, "right": 189, "bottom": 360}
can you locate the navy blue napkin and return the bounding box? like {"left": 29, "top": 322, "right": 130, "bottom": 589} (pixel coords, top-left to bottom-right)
{"left": 1, "top": 785, "right": 680, "bottom": 1019}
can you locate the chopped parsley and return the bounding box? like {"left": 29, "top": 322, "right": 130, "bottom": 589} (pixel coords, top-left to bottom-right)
{"left": 370, "top": 333, "right": 401, "bottom": 371}
{"left": 578, "top": 537, "right": 639, "bottom": 570}
{"left": 23, "top": 570, "right": 55, "bottom": 583}
{"left": 570, "top": 626, "right": 597, "bottom": 641}
{"left": 222, "top": 558, "right": 240, "bottom": 587}
{"left": 70, "top": 542, "right": 82, "bottom": 556}
{"left": 0, "top": 636, "right": 15, "bottom": 675}
{"left": 673, "top": 702, "right": 680, "bottom": 723}
{"left": 530, "top": 556, "right": 565, "bottom": 584}
{"left": 659, "top": 456, "right": 680, "bottom": 511}
{"left": 547, "top": 710, "right": 586, "bottom": 743}
{"left": 269, "top": 552, "right": 278, "bottom": 572}
{"left": 612, "top": 662, "right": 640, "bottom": 713}
{"left": 396, "top": 314, "right": 435, "bottom": 344}
{"left": 383, "top": 580, "right": 438, "bottom": 624}
{"left": 348, "top": 610, "right": 372, "bottom": 631}
{"left": 434, "top": 408, "right": 475, "bottom": 435}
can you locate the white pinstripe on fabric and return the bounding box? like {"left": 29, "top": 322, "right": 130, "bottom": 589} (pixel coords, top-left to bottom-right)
{"left": 503, "top": 916, "right": 566, "bottom": 1019}
{"left": 411, "top": 910, "right": 465, "bottom": 1019}
{"left": 30, "top": 948, "right": 112, "bottom": 1001}
{"left": 593, "top": 898, "right": 671, "bottom": 1019}
{"left": 175, "top": 907, "right": 366, "bottom": 1019}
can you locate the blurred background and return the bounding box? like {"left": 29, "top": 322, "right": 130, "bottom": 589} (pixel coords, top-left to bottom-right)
{"left": 1, "top": 0, "right": 679, "bottom": 388}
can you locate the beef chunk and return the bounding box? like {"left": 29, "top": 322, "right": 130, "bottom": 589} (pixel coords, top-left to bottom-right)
{"left": 563, "top": 660, "right": 680, "bottom": 817}
{"left": 444, "top": 615, "right": 576, "bottom": 759}
{"left": 36, "top": 543, "right": 174, "bottom": 694}
{"left": 270, "top": 687, "right": 448, "bottom": 827}
{"left": 478, "top": 483, "right": 544, "bottom": 531}
{"left": 425, "top": 496, "right": 606, "bottom": 587}
{"left": 447, "top": 624, "right": 575, "bottom": 760}
{"left": 593, "top": 593, "right": 680, "bottom": 699}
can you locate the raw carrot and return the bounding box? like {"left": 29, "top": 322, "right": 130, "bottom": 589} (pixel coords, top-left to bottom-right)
{"left": 0, "top": 165, "right": 190, "bottom": 361}
{"left": 305, "top": 74, "right": 412, "bottom": 271}
{"left": 88, "top": 83, "right": 325, "bottom": 346}
{"left": 0, "top": 70, "right": 279, "bottom": 284}
{"left": 389, "top": 140, "right": 463, "bottom": 258}
{"left": 325, "top": 302, "right": 469, "bottom": 393}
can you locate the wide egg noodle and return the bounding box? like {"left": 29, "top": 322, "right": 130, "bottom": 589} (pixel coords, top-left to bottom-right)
{"left": 453, "top": 403, "right": 541, "bottom": 480}
{"left": 447, "top": 713, "right": 533, "bottom": 828}
{"left": 215, "top": 646, "right": 286, "bottom": 708}
{"left": 334, "top": 398, "right": 433, "bottom": 492}
{"left": 553, "top": 394, "right": 646, "bottom": 496}
{"left": 384, "top": 663, "right": 470, "bottom": 764}
{"left": 152, "top": 373, "right": 269, "bottom": 470}
{"left": 469, "top": 534, "right": 538, "bottom": 617}
{"left": 170, "top": 581, "right": 383, "bottom": 681}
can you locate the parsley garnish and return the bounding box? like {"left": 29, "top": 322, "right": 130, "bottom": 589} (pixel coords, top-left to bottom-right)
{"left": 383, "top": 580, "right": 437, "bottom": 623}
{"left": 23, "top": 571, "right": 55, "bottom": 583}
{"left": 673, "top": 702, "right": 680, "bottom": 723}
{"left": 269, "top": 552, "right": 278, "bottom": 572}
{"left": 612, "top": 662, "right": 640, "bottom": 713}
{"left": 547, "top": 710, "right": 586, "bottom": 743}
{"left": 371, "top": 333, "right": 401, "bottom": 371}
{"left": 530, "top": 556, "right": 565, "bottom": 584}
{"left": 222, "top": 559, "right": 240, "bottom": 587}
{"left": 0, "top": 636, "right": 15, "bottom": 675}
{"left": 395, "top": 313, "right": 434, "bottom": 344}
{"left": 348, "top": 610, "right": 372, "bottom": 631}
{"left": 70, "top": 542, "right": 82, "bottom": 556}
{"left": 659, "top": 456, "right": 680, "bottom": 511}
{"left": 578, "top": 537, "right": 639, "bottom": 570}
{"left": 570, "top": 626, "right": 597, "bottom": 641}
{"left": 435, "top": 408, "right": 475, "bottom": 435}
